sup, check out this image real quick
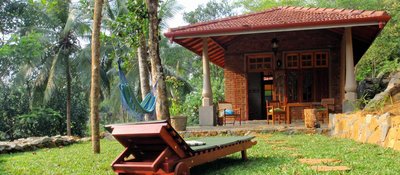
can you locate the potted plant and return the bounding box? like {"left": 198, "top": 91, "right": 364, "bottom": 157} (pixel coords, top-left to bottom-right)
{"left": 170, "top": 101, "right": 187, "bottom": 131}
{"left": 166, "top": 76, "right": 187, "bottom": 131}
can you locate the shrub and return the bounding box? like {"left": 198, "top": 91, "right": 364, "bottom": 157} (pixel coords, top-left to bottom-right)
{"left": 46, "top": 85, "right": 89, "bottom": 137}
{"left": 0, "top": 86, "right": 30, "bottom": 140}
{"left": 14, "top": 108, "right": 63, "bottom": 138}
{"left": 182, "top": 91, "right": 201, "bottom": 125}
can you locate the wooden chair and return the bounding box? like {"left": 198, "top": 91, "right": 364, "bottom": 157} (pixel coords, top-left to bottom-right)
{"left": 266, "top": 101, "right": 286, "bottom": 124}
{"left": 316, "top": 98, "right": 335, "bottom": 123}
{"left": 218, "top": 102, "right": 242, "bottom": 126}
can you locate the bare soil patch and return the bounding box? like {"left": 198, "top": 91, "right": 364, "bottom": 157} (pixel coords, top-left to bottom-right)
{"left": 299, "top": 158, "right": 341, "bottom": 165}
{"left": 310, "top": 165, "right": 351, "bottom": 172}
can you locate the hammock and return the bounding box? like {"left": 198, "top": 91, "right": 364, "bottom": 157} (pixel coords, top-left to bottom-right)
{"left": 118, "top": 60, "right": 156, "bottom": 121}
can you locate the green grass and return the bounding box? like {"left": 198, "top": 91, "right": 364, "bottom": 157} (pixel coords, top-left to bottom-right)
{"left": 1, "top": 133, "right": 400, "bottom": 175}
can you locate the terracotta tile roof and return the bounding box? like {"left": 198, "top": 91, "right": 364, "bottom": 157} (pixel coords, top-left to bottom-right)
{"left": 164, "top": 6, "right": 390, "bottom": 38}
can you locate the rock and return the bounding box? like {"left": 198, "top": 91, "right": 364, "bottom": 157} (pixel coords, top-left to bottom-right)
{"left": 277, "top": 126, "right": 287, "bottom": 131}
{"left": 331, "top": 110, "right": 400, "bottom": 151}
{"left": 315, "top": 128, "right": 323, "bottom": 134}
{"left": 78, "top": 137, "right": 91, "bottom": 142}
{"left": 0, "top": 135, "right": 82, "bottom": 154}
{"left": 328, "top": 114, "right": 336, "bottom": 129}
{"left": 31, "top": 137, "right": 52, "bottom": 147}
{"left": 393, "top": 93, "right": 400, "bottom": 102}
{"left": 365, "top": 116, "right": 380, "bottom": 144}
{"left": 366, "top": 71, "right": 400, "bottom": 110}
{"left": 103, "top": 132, "right": 115, "bottom": 141}
{"left": 0, "top": 142, "right": 9, "bottom": 153}
{"left": 384, "top": 127, "right": 398, "bottom": 148}
{"left": 358, "top": 76, "right": 387, "bottom": 108}
{"left": 386, "top": 72, "right": 400, "bottom": 91}
{"left": 244, "top": 131, "right": 253, "bottom": 136}
{"left": 8, "top": 143, "right": 16, "bottom": 151}
{"left": 378, "top": 113, "right": 391, "bottom": 145}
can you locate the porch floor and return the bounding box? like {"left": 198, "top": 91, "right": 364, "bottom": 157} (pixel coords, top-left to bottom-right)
{"left": 179, "top": 120, "right": 330, "bottom": 137}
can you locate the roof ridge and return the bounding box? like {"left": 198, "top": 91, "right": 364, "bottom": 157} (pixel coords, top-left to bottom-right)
{"left": 169, "top": 7, "right": 282, "bottom": 32}
{"left": 281, "top": 5, "right": 386, "bottom": 17}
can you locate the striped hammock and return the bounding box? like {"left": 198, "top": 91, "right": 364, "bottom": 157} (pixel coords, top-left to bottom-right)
{"left": 118, "top": 60, "right": 156, "bottom": 121}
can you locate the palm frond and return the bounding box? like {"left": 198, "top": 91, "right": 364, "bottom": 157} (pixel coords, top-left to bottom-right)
{"left": 43, "top": 49, "right": 62, "bottom": 103}
{"left": 159, "top": 0, "right": 182, "bottom": 29}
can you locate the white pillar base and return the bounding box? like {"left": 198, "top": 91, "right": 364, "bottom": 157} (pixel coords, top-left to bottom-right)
{"left": 199, "top": 106, "right": 215, "bottom": 126}
{"left": 343, "top": 92, "right": 357, "bottom": 112}
{"left": 344, "top": 92, "right": 357, "bottom": 101}
{"left": 202, "top": 97, "right": 213, "bottom": 106}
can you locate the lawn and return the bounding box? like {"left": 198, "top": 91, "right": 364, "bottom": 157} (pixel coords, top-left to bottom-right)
{"left": 1, "top": 133, "right": 399, "bottom": 175}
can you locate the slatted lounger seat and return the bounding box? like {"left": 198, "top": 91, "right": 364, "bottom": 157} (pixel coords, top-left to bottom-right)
{"left": 105, "top": 120, "right": 257, "bottom": 175}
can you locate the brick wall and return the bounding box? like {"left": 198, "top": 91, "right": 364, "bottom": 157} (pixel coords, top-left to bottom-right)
{"left": 224, "top": 53, "right": 247, "bottom": 119}
{"left": 223, "top": 29, "right": 343, "bottom": 120}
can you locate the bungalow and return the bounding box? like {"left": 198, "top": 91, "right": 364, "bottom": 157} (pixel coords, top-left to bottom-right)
{"left": 164, "top": 6, "right": 391, "bottom": 126}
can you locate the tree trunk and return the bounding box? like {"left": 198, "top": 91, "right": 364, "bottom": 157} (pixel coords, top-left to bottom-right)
{"left": 90, "top": 0, "right": 103, "bottom": 154}
{"left": 146, "top": 0, "right": 170, "bottom": 120}
{"left": 138, "top": 33, "right": 151, "bottom": 121}
{"left": 65, "top": 56, "right": 72, "bottom": 136}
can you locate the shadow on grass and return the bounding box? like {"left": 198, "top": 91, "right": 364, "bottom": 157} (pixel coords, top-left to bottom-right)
{"left": 190, "top": 155, "right": 288, "bottom": 175}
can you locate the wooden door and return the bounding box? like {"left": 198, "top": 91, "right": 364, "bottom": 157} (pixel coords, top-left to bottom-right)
{"left": 247, "top": 72, "right": 264, "bottom": 120}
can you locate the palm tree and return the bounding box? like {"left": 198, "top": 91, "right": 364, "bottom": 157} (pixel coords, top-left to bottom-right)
{"left": 13, "top": 0, "right": 91, "bottom": 136}
{"left": 44, "top": 2, "right": 92, "bottom": 136}
{"left": 91, "top": 0, "right": 104, "bottom": 154}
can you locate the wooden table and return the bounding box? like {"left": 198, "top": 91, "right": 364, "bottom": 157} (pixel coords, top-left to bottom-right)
{"left": 286, "top": 102, "right": 321, "bottom": 124}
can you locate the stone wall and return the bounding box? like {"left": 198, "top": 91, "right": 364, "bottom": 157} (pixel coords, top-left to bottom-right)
{"left": 329, "top": 112, "right": 400, "bottom": 150}
{"left": 0, "top": 135, "right": 90, "bottom": 154}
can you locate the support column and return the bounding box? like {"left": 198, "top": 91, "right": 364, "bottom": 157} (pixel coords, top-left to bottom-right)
{"left": 199, "top": 38, "right": 215, "bottom": 126}
{"left": 202, "top": 38, "right": 213, "bottom": 106}
{"left": 343, "top": 27, "right": 357, "bottom": 112}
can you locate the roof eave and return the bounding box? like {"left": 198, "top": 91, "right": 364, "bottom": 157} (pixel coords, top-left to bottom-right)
{"left": 164, "top": 16, "right": 391, "bottom": 40}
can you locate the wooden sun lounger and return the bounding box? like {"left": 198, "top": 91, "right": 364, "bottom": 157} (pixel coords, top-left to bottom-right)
{"left": 105, "top": 120, "right": 257, "bottom": 175}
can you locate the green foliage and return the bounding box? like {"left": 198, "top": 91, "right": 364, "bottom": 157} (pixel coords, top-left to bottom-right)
{"left": 46, "top": 82, "right": 89, "bottom": 137}
{"left": 14, "top": 107, "right": 63, "bottom": 138}
{"left": 0, "top": 85, "right": 30, "bottom": 140}
{"left": 236, "top": 0, "right": 306, "bottom": 12}
{"left": 354, "top": 94, "right": 370, "bottom": 110}
{"left": 111, "top": 0, "right": 148, "bottom": 48}
{"left": 0, "top": 32, "right": 47, "bottom": 82}
{"left": 182, "top": 91, "right": 202, "bottom": 125}
{"left": 166, "top": 76, "right": 185, "bottom": 116}
{"left": 0, "top": 79, "right": 88, "bottom": 140}
{"left": 210, "top": 64, "right": 225, "bottom": 103}
{"left": 355, "top": 0, "right": 400, "bottom": 80}
{"left": 364, "top": 93, "right": 391, "bottom": 112}
{"left": 183, "top": 0, "right": 238, "bottom": 24}
{"left": 2, "top": 133, "right": 400, "bottom": 174}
